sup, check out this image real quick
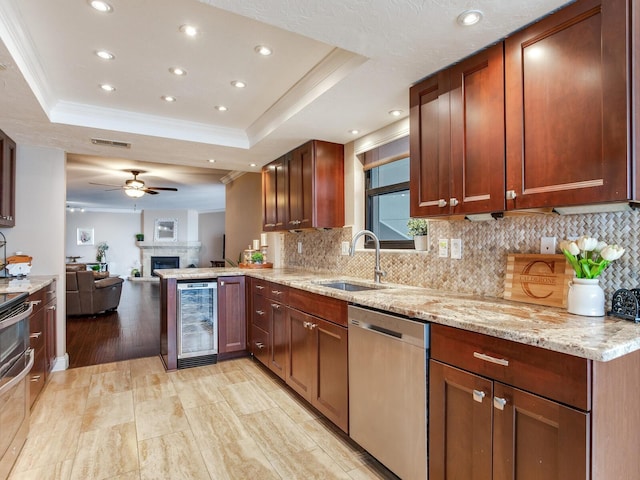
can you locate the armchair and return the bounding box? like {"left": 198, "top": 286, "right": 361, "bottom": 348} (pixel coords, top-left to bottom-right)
{"left": 66, "top": 270, "right": 124, "bottom": 316}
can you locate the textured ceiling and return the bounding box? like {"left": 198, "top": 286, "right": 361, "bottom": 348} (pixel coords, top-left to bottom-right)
{"left": 0, "top": 0, "right": 573, "bottom": 212}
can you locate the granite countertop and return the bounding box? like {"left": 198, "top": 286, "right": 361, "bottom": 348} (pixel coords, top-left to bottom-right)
{"left": 0, "top": 275, "right": 56, "bottom": 294}
{"left": 159, "top": 267, "right": 640, "bottom": 362}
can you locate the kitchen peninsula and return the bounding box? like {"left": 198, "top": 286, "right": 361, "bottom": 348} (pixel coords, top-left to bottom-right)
{"left": 159, "top": 267, "right": 640, "bottom": 479}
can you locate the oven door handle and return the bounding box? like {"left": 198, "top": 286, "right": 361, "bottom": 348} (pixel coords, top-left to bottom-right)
{"left": 0, "top": 302, "right": 34, "bottom": 331}
{"left": 0, "top": 348, "right": 34, "bottom": 396}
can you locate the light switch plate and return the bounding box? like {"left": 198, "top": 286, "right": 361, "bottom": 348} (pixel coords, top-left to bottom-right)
{"left": 438, "top": 239, "right": 449, "bottom": 258}
{"left": 341, "top": 241, "right": 350, "bottom": 255}
{"left": 451, "top": 239, "right": 462, "bottom": 259}
{"left": 540, "top": 237, "right": 556, "bottom": 254}
{"left": 297, "top": 241, "right": 303, "bottom": 254}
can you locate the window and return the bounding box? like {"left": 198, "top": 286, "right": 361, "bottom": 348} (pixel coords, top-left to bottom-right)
{"left": 363, "top": 137, "right": 412, "bottom": 249}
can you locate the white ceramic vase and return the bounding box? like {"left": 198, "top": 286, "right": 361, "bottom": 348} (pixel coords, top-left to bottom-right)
{"left": 413, "top": 235, "right": 428, "bottom": 251}
{"left": 567, "top": 278, "right": 605, "bottom": 316}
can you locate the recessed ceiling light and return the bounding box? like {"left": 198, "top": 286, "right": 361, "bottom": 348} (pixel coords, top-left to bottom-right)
{"left": 99, "top": 83, "right": 116, "bottom": 92}
{"left": 179, "top": 24, "right": 198, "bottom": 37}
{"left": 457, "top": 9, "right": 483, "bottom": 26}
{"left": 214, "top": 105, "right": 228, "bottom": 112}
{"left": 89, "top": 0, "right": 112, "bottom": 13}
{"left": 389, "top": 109, "right": 403, "bottom": 117}
{"left": 95, "top": 50, "right": 114, "bottom": 60}
{"left": 169, "top": 67, "right": 187, "bottom": 76}
{"left": 349, "top": 129, "right": 359, "bottom": 135}
{"left": 231, "top": 80, "right": 246, "bottom": 88}
{"left": 249, "top": 163, "right": 257, "bottom": 167}
{"left": 208, "top": 159, "right": 216, "bottom": 163}
{"left": 161, "top": 95, "right": 177, "bottom": 102}
{"left": 254, "top": 45, "right": 272, "bottom": 56}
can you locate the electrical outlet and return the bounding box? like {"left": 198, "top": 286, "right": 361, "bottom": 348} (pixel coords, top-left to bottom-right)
{"left": 540, "top": 237, "right": 556, "bottom": 254}
{"left": 438, "top": 239, "right": 449, "bottom": 258}
{"left": 341, "top": 241, "right": 350, "bottom": 255}
{"left": 297, "top": 241, "right": 303, "bottom": 254}
{"left": 451, "top": 239, "right": 462, "bottom": 259}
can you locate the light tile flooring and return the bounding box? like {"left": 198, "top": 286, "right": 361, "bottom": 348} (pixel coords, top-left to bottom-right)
{"left": 10, "top": 356, "right": 397, "bottom": 480}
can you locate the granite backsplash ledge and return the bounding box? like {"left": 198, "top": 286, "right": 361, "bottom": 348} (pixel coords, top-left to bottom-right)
{"left": 281, "top": 209, "right": 640, "bottom": 302}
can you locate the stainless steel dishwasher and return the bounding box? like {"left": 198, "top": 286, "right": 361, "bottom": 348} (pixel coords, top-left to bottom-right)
{"left": 348, "top": 305, "right": 429, "bottom": 480}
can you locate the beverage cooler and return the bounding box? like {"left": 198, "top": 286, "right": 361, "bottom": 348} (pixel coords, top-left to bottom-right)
{"left": 176, "top": 281, "right": 217, "bottom": 369}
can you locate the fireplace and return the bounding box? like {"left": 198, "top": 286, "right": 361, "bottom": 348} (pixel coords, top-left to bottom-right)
{"left": 151, "top": 256, "right": 180, "bottom": 276}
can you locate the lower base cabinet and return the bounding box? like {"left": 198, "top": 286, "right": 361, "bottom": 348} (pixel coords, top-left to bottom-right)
{"left": 27, "top": 280, "right": 56, "bottom": 407}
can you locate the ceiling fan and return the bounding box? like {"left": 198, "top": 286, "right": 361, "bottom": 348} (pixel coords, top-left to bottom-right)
{"left": 90, "top": 170, "right": 178, "bottom": 198}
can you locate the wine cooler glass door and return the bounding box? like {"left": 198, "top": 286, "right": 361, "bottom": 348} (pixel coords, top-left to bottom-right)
{"left": 177, "top": 282, "right": 218, "bottom": 359}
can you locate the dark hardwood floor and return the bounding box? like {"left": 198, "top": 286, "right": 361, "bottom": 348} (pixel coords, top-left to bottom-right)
{"left": 66, "top": 279, "right": 160, "bottom": 369}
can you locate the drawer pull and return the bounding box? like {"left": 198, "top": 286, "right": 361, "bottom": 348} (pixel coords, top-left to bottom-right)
{"left": 473, "top": 351, "right": 509, "bottom": 367}
{"left": 255, "top": 285, "right": 265, "bottom": 290}
{"left": 494, "top": 396, "right": 507, "bottom": 410}
{"left": 271, "top": 303, "right": 280, "bottom": 310}
{"left": 255, "top": 310, "right": 265, "bottom": 316}
{"left": 271, "top": 290, "right": 282, "bottom": 295}
{"left": 472, "top": 390, "right": 486, "bottom": 403}
{"left": 30, "top": 375, "right": 41, "bottom": 382}
{"left": 255, "top": 342, "right": 265, "bottom": 349}
{"left": 30, "top": 332, "right": 42, "bottom": 339}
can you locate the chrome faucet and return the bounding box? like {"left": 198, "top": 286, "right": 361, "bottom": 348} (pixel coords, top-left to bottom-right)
{"left": 350, "top": 229, "right": 386, "bottom": 283}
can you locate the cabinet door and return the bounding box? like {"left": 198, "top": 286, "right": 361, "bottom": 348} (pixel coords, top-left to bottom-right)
{"left": 286, "top": 308, "right": 314, "bottom": 400}
{"left": 45, "top": 298, "right": 57, "bottom": 374}
{"left": 430, "top": 360, "right": 493, "bottom": 480}
{"left": 450, "top": 43, "right": 505, "bottom": 215}
{"left": 217, "top": 276, "right": 246, "bottom": 354}
{"left": 505, "top": 0, "right": 629, "bottom": 209}
{"left": 268, "top": 301, "right": 287, "bottom": 380}
{"left": 493, "top": 382, "right": 589, "bottom": 480}
{"left": 410, "top": 71, "right": 451, "bottom": 217}
{"left": 0, "top": 130, "right": 16, "bottom": 227}
{"left": 262, "top": 156, "right": 288, "bottom": 231}
{"left": 288, "top": 142, "right": 313, "bottom": 229}
{"left": 312, "top": 317, "right": 348, "bottom": 433}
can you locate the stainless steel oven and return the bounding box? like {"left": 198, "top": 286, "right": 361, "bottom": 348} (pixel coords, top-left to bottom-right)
{"left": 0, "top": 292, "right": 34, "bottom": 480}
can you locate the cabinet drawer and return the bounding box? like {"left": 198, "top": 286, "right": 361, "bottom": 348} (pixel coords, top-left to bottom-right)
{"left": 288, "top": 287, "right": 347, "bottom": 327}
{"left": 252, "top": 279, "right": 289, "bottom": 302}
{"left": 29, "top": 346, "right": 46, "bottom": 407}
{"left": 252, "top": 294, "right": 270, "bottom": 332}
{"left": 431, "top": 324, "right": 590, "bottom": 410}
{"left": 251, "top": 325, "right": 270, "bottom": 366}
{"left": 29, "top": 312, "right": 45, "bottom": 351}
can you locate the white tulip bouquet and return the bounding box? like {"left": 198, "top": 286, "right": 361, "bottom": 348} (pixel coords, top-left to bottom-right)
{"left": 559, "top": 236, "right": 624, "bottom": 279}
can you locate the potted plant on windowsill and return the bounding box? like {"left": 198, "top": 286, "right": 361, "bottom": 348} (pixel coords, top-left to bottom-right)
{"left": 408, "top": 218, "right": 429, "bottom": 251}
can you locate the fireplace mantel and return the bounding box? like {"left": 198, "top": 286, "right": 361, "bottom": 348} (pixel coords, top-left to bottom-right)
{"left": 137, "top": 241, "right": 201, "bottom": 277}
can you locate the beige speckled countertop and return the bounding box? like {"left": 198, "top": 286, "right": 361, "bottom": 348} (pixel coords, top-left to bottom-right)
{"left": 0, "top": 275, "right": 56, "bottom": 294}
{"left": 158, "top": 267, "right": 640, "bottom": 362}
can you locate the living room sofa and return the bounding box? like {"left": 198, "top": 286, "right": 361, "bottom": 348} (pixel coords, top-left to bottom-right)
{"left": 66, "top": 270, "right": 124, "bottom": 315}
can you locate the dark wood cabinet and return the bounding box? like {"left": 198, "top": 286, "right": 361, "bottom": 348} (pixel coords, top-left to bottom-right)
{"left": 286, "top": 307, "right": 314, "bottom": 398}
{"left": 430, "top": 360, "right": 588, "bottom": 480}
{"left": 410, "top": 43, "right": 505, "bottom": 217}
{"left": 262, "top": 154, "right": 288, "bottom": 231}
{"left": 262, "top": 140, "right": 344, "bottom": 231}
{"left": 217, "top": 276, "right": 246, "bottom": 357}
{"left": 0, "top": 129, "right": 16, "bottom": 227}
{"left": 505, "top": 0, "right": 630, "bottom": 209}
{"left": 27, "top": 280, "right": 56, "bottom": 407}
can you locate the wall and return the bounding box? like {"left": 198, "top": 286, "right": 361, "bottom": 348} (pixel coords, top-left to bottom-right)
{"left": 65, "top": 210, "right": 142, "bottom": 276}
{"left": 225, "top": 173, "right": 262, "bottom": 265}
{"left": 198, "top": 211, "right": 225, "bottom": 267}
{"left": 0, "top": 145, "right": 66, "bottom": 365}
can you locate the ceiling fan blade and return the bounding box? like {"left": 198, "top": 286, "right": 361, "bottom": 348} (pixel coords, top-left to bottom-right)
{"left": 89, "top": 181, "right": 123, "bottom": 188}
{"left": 147, "top": 186, "right": 178, "bottom": 192}
{"left": 142, "top": 188, "right": 159, "bottom": 195}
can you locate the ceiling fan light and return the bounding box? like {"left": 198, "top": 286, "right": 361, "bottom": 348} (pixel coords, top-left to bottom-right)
{"left": 125, "top": 188, "right": 145, "bottom": 198}
{"left": 127, "top": 179, "right": 144, "bottom": 189}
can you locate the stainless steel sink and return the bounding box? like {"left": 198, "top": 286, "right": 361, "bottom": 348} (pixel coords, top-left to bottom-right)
{"left": 316, "top": 281, "right": 385, "bottom": 292}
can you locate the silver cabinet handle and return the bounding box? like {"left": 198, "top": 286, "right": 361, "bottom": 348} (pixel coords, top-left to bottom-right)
{"left": 219, "top": 281, "right": 225, "bottom": 287}
{"left": 30, "top": 332, "right": 42, "bottom": 339}
{"left": 309, "top": 323, "right": 317, "bottom": 329}
{"left": 271, "top": 290, "right": 282, "bottom": 295}
{"left": 47, "top": 305, "right": 56, "bottom": 311}
{"left": 450, "top": 197, "right": 459, "bottom": 207}
{"left": 494, "top": 397, "right": 507, "bottom": 410}
{"left": 473, "top": 351, "right": 509, "bottom": 367}
{"left": 255, "top": 342, "right": 265, "bottom": 349}
{"left": 473, "top": 390, "right": 486, "bottom": 403}
{"left": 30, "top": 375, "right": 41, "bottom": 382}
{"left": 438, "top": 199, "right": 448, "bottom": 208}
{"left": 506, "top": 190, "right": 517, "bottom": 200}
{"left": 303, "top": 321, "right": 310, "bottom": 329}
{"left": 255, "top": 285, "right": 265, "bottom": 290}
{"left": 255, "top": 310, "right": 265, "bottom": 316}
{"left": 271, "top": 303, "right": 280, "bottom": 310}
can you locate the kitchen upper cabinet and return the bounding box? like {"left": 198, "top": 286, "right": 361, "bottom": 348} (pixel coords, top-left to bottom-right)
{"left": 218, "top": 276, "right": 246, "bottom": 357}
{"left": 262, "top": 140, "right": 344, "bottom": 231}
{"left": 505, "top": 0, "right": 630, "bottom": 209}
{"left": 410, "top": 43, "right": 505, "bottom": 217}
{"left": 0, "top": 129, "right": 16, "bottom": 227}
{"left": 262, "top": 154, "right": 288, "bottom": 231}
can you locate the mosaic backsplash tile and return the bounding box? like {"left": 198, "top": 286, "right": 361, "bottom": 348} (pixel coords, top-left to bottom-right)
{"left": 281, "top": 210, "right": 640, "bottom": 304}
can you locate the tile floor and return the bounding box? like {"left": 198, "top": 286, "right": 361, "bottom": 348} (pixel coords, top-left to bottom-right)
{"left": 10, "top": 356, "right": 397, "bottom": 480}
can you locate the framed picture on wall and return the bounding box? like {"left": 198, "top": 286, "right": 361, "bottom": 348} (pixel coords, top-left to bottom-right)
{"left": 77, "top": 227, "right": 94, "bottom": 246}
{"left": 154, "top": 218, "right": 177, "bottom": 242}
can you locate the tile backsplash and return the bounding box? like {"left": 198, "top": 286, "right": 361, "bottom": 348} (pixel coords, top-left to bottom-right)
{"left": 281, "top": 210, "right": 640, "bottom": 303}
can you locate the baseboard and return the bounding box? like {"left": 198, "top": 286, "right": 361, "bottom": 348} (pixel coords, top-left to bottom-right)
{"left": 52, "top": 353, "right": 69, "bottom": 371}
